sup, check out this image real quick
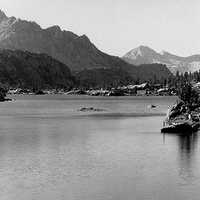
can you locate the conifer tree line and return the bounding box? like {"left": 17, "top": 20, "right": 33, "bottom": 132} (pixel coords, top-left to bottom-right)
{"left": 171, "top": 71, "right": 200, "bottom": 105}
{"left": 157, "top": 70, "right": 200, "bottom": 88}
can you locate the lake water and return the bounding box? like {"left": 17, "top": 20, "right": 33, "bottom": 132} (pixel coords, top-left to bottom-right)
{"left": 0, "top": 95, "right": 200, "bottom": 200}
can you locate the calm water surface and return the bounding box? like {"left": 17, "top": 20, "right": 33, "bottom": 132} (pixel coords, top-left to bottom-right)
{"left": 0, "top": 95, "right": 200, "bottom": 200}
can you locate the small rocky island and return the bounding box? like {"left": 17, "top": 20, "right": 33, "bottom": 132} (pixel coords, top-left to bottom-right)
{"left": 161, "top": 84, "right": 200, "bottom": 133}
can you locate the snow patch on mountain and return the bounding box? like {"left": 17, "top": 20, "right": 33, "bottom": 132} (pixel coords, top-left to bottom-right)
{"left": 125, "top": 48, "right": 143, "bottom": 59}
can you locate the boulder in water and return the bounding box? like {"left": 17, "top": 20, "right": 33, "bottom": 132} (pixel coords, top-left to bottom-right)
{"left": 78, "top": 107, "right": 105, "bottom": 112}
{"left": 148, "top": 104, "right": 157, "bottom": 109}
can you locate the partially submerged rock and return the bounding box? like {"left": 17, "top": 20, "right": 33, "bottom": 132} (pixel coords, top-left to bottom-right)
{"left": 147, "top": 104, "right": 157, "bottom": 109}
{"left": 78, "top": 107, "right": 106, "bottom": 112}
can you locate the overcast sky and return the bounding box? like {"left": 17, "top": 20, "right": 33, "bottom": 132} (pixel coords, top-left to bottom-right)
{"left": 0, "top": 0, "right": 199, "bottom": 57}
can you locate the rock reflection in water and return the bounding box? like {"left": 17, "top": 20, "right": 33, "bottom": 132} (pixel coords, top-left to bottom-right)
{"left": 163, "top": 132, "right": 199, "bottom": 185}
{"left": 177, "top": 133, "right": 198, "bottom": 184}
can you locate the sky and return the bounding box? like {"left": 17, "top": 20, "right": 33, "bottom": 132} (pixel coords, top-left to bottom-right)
{"left": 0, "top": 0, "right": 200, "bottom": 57}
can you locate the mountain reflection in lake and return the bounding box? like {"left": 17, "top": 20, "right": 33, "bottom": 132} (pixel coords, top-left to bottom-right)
{"left": 0, "top": 95, "right": 200, "bottom": 200}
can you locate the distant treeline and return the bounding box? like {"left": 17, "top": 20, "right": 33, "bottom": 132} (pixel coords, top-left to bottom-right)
{"left": 1, "top": 48, "right": 199, "bottom": 91}
{"left": 75, "top": 64, "right": 173, "bottom": 89}
{"left": 166, "top": 71, "right": 200, "bottom": 89}
{"left": 0, "top": 49, "right": 174, "bottom": 90}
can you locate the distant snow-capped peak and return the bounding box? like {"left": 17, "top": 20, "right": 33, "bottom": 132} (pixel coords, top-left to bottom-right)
{"left": 122, "top": 46, "right": 200, "bottom": 74}
{"left": 124, "top": 45, "right": 158, "bottom": 56}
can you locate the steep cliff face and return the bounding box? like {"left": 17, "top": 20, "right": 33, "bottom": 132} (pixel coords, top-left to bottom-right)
{"left": 0, "top": 49, "right": 75, "bottom": 89}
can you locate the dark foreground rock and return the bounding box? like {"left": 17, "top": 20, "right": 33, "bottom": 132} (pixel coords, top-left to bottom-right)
{"left": 0, "top": 87, "right": 8, "bottom": 102}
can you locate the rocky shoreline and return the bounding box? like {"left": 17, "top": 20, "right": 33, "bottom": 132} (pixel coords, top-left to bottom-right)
{"left": 162, "top": 101, "right": 200, "bottom": 133}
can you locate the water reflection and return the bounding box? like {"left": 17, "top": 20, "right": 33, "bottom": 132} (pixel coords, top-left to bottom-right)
{"left": 177, "top": 133, "right": 198, "bottom": 184}
{"left": 163, "top": 132, "right": 199, "bottom": 185}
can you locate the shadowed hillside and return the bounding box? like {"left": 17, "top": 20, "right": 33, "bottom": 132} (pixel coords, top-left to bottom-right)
{"left": 0, "top": 49, "right": 75, "bottom": 89}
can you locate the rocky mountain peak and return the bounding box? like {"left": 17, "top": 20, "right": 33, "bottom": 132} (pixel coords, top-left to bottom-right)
{"left": 0, "top": 10, "right": 8, "bottom": 21}
{"left": 46, "top": 25, "right": 61, "bottom": 32}
{"left": 123, "top": 46, "right": 200, "bottom": 74}
{"left": 123, "top": 45, "right": 158, "bottom": 61}
{"left": 137, "top": 45, "right": 153, "bottom": 50}
{"left": 78, "top": 34, "right": 91, "bottom": 42}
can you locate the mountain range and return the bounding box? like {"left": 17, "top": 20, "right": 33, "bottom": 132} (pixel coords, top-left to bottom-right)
{"left": 123, "top": 45, "right": 200, "bottom": 74}
{"left": 0, "top": 9, "right": 139, "bottom": 72}
{"left": 0, "top": 10, "right": 173, "bottom": 88}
